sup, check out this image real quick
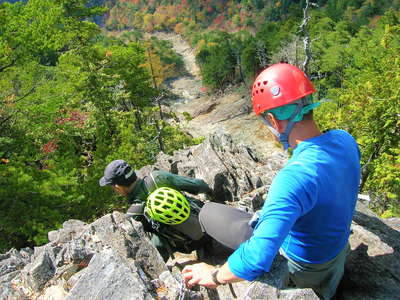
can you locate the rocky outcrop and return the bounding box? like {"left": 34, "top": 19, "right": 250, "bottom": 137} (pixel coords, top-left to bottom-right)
{"left": 138, "top": 133, "right": 286, "bottom": 210}
{"left": 0, "top": 248, "right": 32, "bottom": 300}
{"left": 173, "top": 90, "right": 280, "bottom": 161}
{"left": 1, "top": 134, "right": 399, "bottom": 299}
{"left": 0, "top": 212, "right": 197, "bottom": 300}
{"left": 339, "top": 201, "right": 400, "bottom": 299}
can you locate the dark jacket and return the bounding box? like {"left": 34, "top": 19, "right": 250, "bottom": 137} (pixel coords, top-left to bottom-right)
{"left": 127, "top": 170, "right": 212, "bottom": 205}
{"left": 126, "top": 170, "right": 212, "bottom": 244}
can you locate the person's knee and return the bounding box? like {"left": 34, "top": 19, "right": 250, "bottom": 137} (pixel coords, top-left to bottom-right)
{"left": 199, "top": 202, "right": 214, "bottom": 224}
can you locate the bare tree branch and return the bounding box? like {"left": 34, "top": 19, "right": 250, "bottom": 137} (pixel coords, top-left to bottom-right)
{"left": 256, "top": 41, "right": 268, "bottom": 68}
{"left": 153, "top": 117, "right": 165, "bottom": 153}
{"left": 1, "top": 85, "right": 39, "bottom": 107}
{"left": 0, "top": 114, "right": 14, "bottom": 128}
{"left": 150, "top": 92, "right": 165, "bottom": 152}
{"left": 152, "top": 92, "right": 165, "bottom": 121}
{"left": 299, "top": 0, "right": 317, "bottom": 75}
{"left": 0, "top": 58, "right": 18, "bottom": 73}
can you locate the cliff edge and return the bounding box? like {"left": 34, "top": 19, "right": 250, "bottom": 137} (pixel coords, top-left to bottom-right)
{"left": 1, "top": 134, "right": 399, "bottom": 300}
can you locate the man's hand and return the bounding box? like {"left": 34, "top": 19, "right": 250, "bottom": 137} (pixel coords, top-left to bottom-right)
{"left": 126, "top": 203, "right": 145, "bottom": 218}
{"left": 181, "top": 263, "right": 218, "bottom": 289}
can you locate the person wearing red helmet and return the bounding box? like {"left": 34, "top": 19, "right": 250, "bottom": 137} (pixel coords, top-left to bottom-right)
{"left": 182, "top": 64, "right": 361, "bottom": 299}
{"left": 252, "top": 63, "right": 320, "bottom": 150}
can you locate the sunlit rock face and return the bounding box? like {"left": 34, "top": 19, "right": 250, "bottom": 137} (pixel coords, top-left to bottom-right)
{"left": 1, "top": 134, "right": 399, "bottom": 300}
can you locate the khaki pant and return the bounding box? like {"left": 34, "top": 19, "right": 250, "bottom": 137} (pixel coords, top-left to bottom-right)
{"left": 281, "top": 244, "right": 349, "bottom": 299}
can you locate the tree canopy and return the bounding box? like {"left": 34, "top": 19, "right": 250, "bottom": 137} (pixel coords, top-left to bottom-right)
{"left": 0, "top": 0, "right": 199, "bottom": 252}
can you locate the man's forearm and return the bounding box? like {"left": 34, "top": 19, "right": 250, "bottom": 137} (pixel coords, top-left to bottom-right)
{"left": 166, "top": 172, "right": 211, "bottom": 195}
{"left": 215, "top": 262, "right": 243, "bottom": 285}
{"left": 181, "top": 261, "right": 244, "bottom": 289}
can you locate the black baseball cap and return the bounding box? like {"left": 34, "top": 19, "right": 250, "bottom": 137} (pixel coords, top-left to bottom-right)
{"left": 99, "top": 159, "right": 137, "bottom": 187}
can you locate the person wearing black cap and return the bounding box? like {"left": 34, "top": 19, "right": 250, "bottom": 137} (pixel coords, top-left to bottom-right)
{"left": 99, "top": 159, "right": 214, "bottom": 261}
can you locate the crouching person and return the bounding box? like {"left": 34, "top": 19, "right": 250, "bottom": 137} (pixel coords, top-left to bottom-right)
{"left": 99, "top": 159, "right": 214, "bottom": 261}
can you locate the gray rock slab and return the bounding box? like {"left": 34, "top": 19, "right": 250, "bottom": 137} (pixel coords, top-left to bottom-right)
{"left": 243, "top": 255, "right": 318, "bottom": 300}
{"left": 21, "top": 247, "right": 56, "bottom": 292}
{"left": 0, "top": 281, "right": 28, "bottom": 300}
{"left": 0, "top": 249, "right": 28, "bottom": 277}
{"left": 52, "top": 212, "right": 167, "bottom": 280}
{"left": 48, "top": 220, "right": 87, "bottom": 244}
{"left": 66, "top": 249, "right": 154, "bottom": 300}
{"left": 337, "top": 203, "right": 400, "bottom": 300}
{"left": 0, "top": 248, "right": 32, "bottom": 300}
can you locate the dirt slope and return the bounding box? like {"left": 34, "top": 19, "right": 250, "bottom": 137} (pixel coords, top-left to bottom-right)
{"left": 153, "top": 32, "right": 283, "bottom": 159}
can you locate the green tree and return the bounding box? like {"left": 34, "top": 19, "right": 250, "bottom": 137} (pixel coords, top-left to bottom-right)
{"left": 316, "top": 10, "right": 400, "bottom": 215}
{"left": 196, "top": 31, "right": 236, "bottom": 91}
{"left": 0, "top": 0, "right": 201, "bottom": 252}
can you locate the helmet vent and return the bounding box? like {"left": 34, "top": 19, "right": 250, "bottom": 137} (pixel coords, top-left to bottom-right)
{"left": 263, "top": 81, "right": 268, "bottom": 85}
{"left": 146, "top": 187, "right": 190, "bottom": 225}
{"left": 260, "top": 89, "right": 264, "bottom": 93}
{"left": 257, "top": 82, "right": 261, "bottom": 86}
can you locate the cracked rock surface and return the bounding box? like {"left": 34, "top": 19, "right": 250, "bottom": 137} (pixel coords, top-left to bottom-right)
{"left": 1, "top": 134, "right": 399, "bottom": 299}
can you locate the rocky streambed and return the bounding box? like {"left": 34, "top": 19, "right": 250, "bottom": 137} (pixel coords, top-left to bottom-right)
{"left": 150, "top": 32, "right": 282, "bottom": 160}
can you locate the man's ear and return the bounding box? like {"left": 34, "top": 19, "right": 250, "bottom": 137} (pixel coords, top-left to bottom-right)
{"left": 112, "top": 184, "right": 127, "bottom": 196}
{"left": 266, "top": 112, "right": 284, "bottom": 133}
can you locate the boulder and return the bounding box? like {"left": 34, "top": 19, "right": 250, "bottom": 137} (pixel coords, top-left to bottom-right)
{"left": 65, "top": 249, "right": 153, "bottom": 300}
{"left": 48, "top": 220, "right": 86, "bottom": 244}
{"left": 337, "top": 202, "right": 400, "bottom": 300}
{"left": 21, "top": 247, "right": 56, "bottom": 291}
{"left": 0, "top": 248, "right": 33, "bottom": 299}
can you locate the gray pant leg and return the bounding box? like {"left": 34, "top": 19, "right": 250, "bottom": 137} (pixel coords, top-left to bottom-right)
{"left": 199, "top": 202, "right": 254, "bottom": 250}
{"left": 171, "top": 213, "right": 204, "bottom": 241}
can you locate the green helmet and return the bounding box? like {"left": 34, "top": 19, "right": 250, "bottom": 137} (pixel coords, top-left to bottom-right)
{"left": 145, "top": 187, "right": 190, "bottom": 225}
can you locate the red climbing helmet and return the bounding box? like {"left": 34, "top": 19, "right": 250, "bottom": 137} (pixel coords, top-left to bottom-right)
{"left": 252, "top": 63, "right": 316, "bottom": 115}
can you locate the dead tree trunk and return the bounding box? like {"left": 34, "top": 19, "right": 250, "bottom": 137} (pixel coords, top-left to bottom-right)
{"left": 146, "top": 45, "right": 158, "bottom": 90}
{"left": 154, "top": 118, "right": 165, "bottom": 153}
{"left": 300, "top": 0, "right": 316, "bottom": 75}
{"left": 152, "top": 93, "right": 165, "bottom": 152}
{"left": 256, "top": 41, "right": 268, "bottom": 68}
{"left": 154, "top": 93, "right": 164, "bottom": 122}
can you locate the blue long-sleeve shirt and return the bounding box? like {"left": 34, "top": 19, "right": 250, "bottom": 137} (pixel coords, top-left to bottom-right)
{"left": 228, "top": 130, "right": 360, "bottom": 281}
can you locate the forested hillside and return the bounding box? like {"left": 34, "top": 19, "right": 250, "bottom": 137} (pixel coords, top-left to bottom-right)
{"left": 0, "top": 0, "right": 399, "bottom": 252}
{"left": 0, "top": 0, "right": 200, "bottom": 252}
{"left": 106, "top": 0, "right": 399, "bottom": 32}
{"left": 105, "top": 0, "right": 399, "bottom": 217}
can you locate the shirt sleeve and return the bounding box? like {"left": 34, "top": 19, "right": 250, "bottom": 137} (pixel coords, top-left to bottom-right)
{"left": 227, "top": 166, "right": 317, "bottom": 281}
{"left": 153, "top": 171, "right": 211, "bottom": 195}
